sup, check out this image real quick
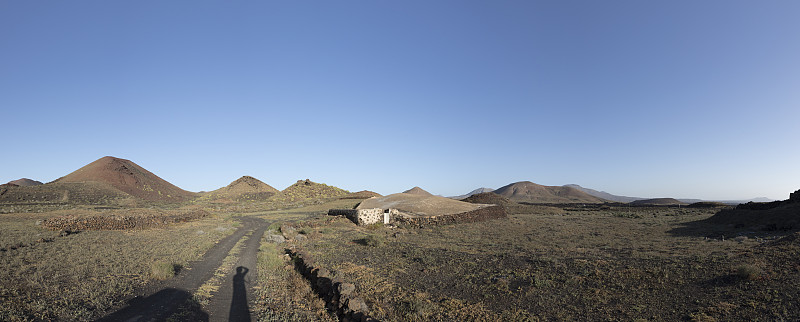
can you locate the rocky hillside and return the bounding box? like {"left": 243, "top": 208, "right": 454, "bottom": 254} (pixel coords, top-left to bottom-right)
{"left": 272, "top": 179, "right": 349, "bottom": 202}
{"left": 206, "top": 176, "right": 279, "bottom": 201}
{"left": 52, "top": 156, "right": 195, "bottom": 202}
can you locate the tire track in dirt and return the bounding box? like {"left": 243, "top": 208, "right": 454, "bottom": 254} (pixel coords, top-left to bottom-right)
{"left": 98, "top": 216, "right": 268, "bottom": 322}
{"left": 204, "top": 220, "right": 270, "bottom": 321}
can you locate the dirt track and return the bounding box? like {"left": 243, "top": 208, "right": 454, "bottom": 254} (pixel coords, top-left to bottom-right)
{"left": 98, "top": 216, "right": 270, "bottom": 321}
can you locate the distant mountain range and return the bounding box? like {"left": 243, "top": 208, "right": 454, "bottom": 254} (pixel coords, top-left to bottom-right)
{"left": 565, "top": 184, "right": 773, "bottom": 205}
{"left": 563, "top": 184, "right": 640, "bottom": 203}
{"left": 2, "top": 157, "right": 779, "bottom": 206}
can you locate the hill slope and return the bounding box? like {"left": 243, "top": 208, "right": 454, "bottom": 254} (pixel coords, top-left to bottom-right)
{"left": 450, "top": 187, "right": 495, "bottom": 200}
{"left": 207, "top": 176, "right": 279, "bottom": 201}
{"left": 494, "top": 181, "right": 607, "bottom": 203}
{"left": 272, "top": 179, "right": 349, "bottom": 202}
{"left": 402, "top": 187, "right": 433, "bottom": 196}
{"left": 52, "top": 156, "right": 195, "bottom": 202}
{"left": 341, "top": 190, "right": 382, "bottom": 199}
{"left": 563, "top": 184, "right": 642, "bottom": 203}
{"left": 7, "top": 178, "right": 44, "bottom": 187}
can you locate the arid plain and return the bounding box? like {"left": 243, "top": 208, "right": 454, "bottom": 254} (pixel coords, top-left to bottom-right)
{"left": 1, "top": 156, "right": 798, "bottom": 321}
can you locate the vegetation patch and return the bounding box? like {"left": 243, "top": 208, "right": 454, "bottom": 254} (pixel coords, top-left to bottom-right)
{"left": 150, "top": 260, "right": 181, "bottom": 280}
{"left": 253, "top": 235, "right": 335, "bottom": 321}
{"left": 0, "top": 210, "right": 234, "bottom": 321}
{"left": 296, "top": 205, "right": 800, "bottom": 320}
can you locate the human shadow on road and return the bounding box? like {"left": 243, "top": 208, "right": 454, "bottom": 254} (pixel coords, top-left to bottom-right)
{"left": 229, "top": 266, "right": 251, "bottom": 321}
{"left": 98, "top": 288, "right": 208, "bottom": 322}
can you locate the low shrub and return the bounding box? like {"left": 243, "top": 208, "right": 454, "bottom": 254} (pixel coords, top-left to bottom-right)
{"left": 151, "top": 261, "right": 180, "bottom": 280}
{"left": 736, "top": 264, "right": 762, "bottom": 280}
{"left": 364, "top": 234, "right": 386, "bottom": 247}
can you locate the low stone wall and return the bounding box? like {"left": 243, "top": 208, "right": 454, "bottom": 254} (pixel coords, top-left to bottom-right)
{"left": 329, "top": 208, "right": 392, "bottom": 226}
{"left": 354, "top": 208, "right": 382, "bottom": 225}
{"left": 328, "top": 209, "right": 358, "bottom": 217}
{"left": 394, "top": 205, "right": 506, "bottom": 228}
{"left": 41, "top": 210, "right": 210, "bottom": 231}
{"left": 287, "top": 245, "right": 377, "bottom": 322}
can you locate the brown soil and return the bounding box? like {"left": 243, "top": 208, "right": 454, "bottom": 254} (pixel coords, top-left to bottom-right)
{"left": 300, "top": 207, "right": 800, "bottom": 321}
{"left": 53, "top": 156, "right": 196, "bottom": 202}
{"left": 494, "top": 181, "right": 607, "bottom": 203}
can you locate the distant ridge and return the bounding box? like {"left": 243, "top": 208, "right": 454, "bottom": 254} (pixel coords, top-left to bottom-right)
{"left": 494, "top": 181, "right": 607, "bottom": 203}
{"left": 563, "top": 184, "right": 642, "bottom": 203}
{"left": 53, "top": 156, "right": 195, "bottom": 202}
{"left": 565, "top": 184, "right": 772, "bottom": 205}
{"left": 629, "top": 198, "right": 687, "bottom": 206}
{"left": 7, "top": 178, "right": 43, "bottom": 187}
{"left": 403, "top": 186, "right": 433, "bottom": 196}
{"left": 450, "top": 187, "right": 495, "bottom": 200}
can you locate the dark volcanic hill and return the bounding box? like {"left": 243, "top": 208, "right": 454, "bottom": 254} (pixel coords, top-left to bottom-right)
{"left": 52, "top": 156, "right": 195, "bottom": 202}
{"left": 7, "top": 178, "right": 44, "bottom": 186}
{"left": 705, "top": 189, "right": 800, "bottom": 231}
{"left": 208, "top": 176, "right": 279, "bottom": 201}
{"left": 461, "top": 192, "right": 510, "bottom": 205}
{"left": 494, "top": 181, "right": 607, "bottom": 203}
{"left": 629, "top": 198, "right": 687, "bottom": 206}
{"left": 402, "top": 186, "right": 433, "bottom": 196}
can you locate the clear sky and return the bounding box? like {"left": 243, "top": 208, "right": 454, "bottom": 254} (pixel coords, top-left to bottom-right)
{"left": 2, "top": 1, "right": 799, "bottom": 200}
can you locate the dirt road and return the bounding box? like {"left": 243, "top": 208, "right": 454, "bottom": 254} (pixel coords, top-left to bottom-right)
{"left": 98, "top": 216, "right": 270, "bottom": 322}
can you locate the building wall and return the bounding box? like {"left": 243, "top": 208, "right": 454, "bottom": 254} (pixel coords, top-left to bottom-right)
{"left": 356, "top": 208, "right": 384, "bottom": 225}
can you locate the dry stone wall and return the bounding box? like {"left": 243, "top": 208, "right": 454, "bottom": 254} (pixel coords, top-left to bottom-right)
{"left": 328, "top": 208, "right": 392, "bottom": 226}
{"left": 287, "top": 244, "right": 377, "bottom": 322}
{"left": 41, "top": 210, "right": 210, "bottom": 231}
{"left": 394, "top": 205, "right": 506, "bottom": 228}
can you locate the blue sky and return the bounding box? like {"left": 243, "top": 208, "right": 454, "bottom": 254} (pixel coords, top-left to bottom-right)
{"left": 2, "top": 1, "right": 798, "bottom": 200}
